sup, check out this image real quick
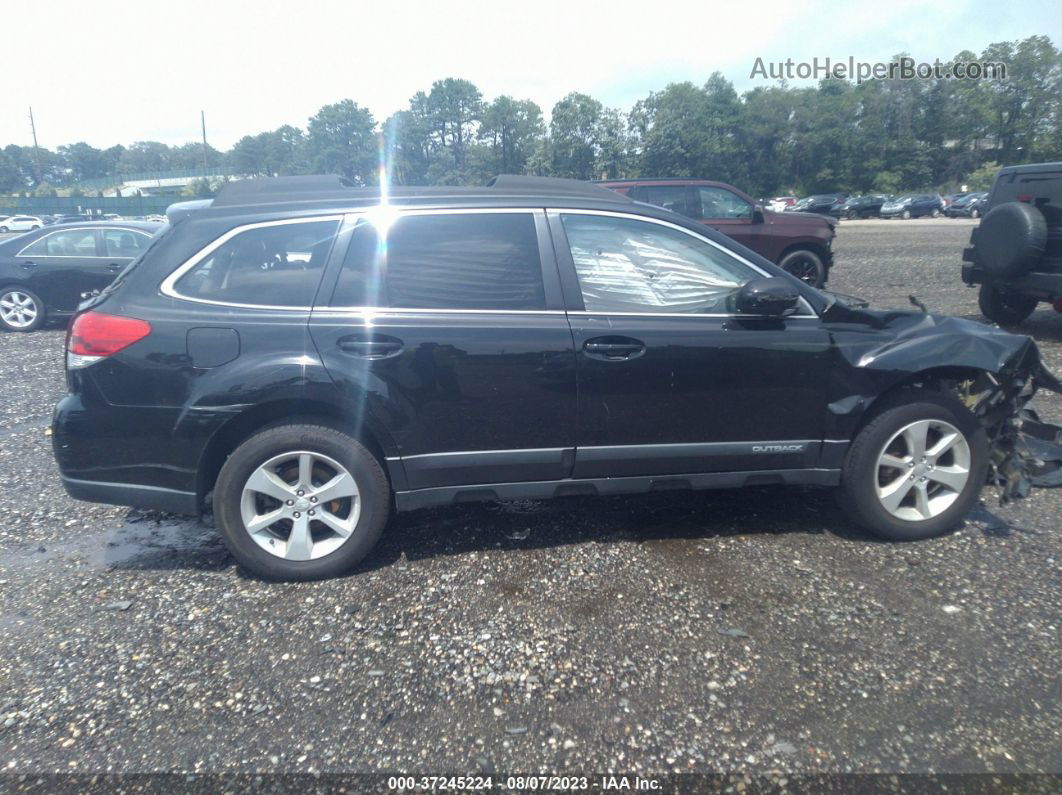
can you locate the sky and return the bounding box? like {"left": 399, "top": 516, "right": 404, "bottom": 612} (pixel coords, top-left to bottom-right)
{"left": 3, "top": 0, "right": 1060, "bottom": 151}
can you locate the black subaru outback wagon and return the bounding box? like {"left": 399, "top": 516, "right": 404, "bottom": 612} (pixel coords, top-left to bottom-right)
{"left": 52, "top": 175, "right": 1059, "bottom": 580}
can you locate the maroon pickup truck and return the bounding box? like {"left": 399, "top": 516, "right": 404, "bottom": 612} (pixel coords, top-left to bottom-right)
{"left": 597, "top": 178, "right": 837, "bottom": 287}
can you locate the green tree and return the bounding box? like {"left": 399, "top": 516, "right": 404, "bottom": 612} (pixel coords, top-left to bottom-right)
{"left": 549, "top": 92, "right": 604, "bottom": 180}
{"left": 304, "top": 100, "right": 377, "bottom": 183}
{"left": 479, "top": 95, "right": 544, "bottom": 175}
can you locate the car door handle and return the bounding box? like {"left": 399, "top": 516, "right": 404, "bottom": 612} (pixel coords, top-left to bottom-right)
{"left": 337, "top": 336, "right": 404, "bottom": 359}
{"left": 583, "top": 337, "right": 646, "bottom": 361}
{"left": 19, "top": 261, "right": 36, "bottom": 269}
{"left": 107, "top": 262, "right": 124, "bottom": 271}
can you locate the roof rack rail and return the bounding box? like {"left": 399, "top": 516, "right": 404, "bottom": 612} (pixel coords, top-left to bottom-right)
{"left": 487, "top": 174, "right": 630, "bottom": 201}
{"left": 212, "top": 175, "right": 357, "bottom": 207}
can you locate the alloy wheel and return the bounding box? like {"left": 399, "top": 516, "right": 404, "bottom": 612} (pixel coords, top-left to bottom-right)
{"left": 782, "top": 254, "right": 822, "bottom": 285}
{"left": 240, "top": 450, "right": 361, "bottom": 561}
{"left": 875, "top": 419, "right": 971, "bottom": 521}
{"left": 0, "top": 291, "right": 39, "bottom": 329}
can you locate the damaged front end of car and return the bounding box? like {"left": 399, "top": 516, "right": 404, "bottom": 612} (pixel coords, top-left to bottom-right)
{"left": 823, "top": 300, "right": 1062, "bottom": 503}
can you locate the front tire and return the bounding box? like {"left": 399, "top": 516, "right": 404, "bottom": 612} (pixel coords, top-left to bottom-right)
{"left": 0, "top": 227, "right": 8, "bottom": 233}
{"left": 901, "top": 209, "right": 912, "bottom": 220}
{"left": 970, "top": 208, "right": 980, "bottom": 219}
{"left": 838, "top": 390, "right": 988, "bottom": 541}
{"left": 978, "top": 284, "right": 1037, "bottom": 325}
{"left": 214, "top": 423, "right": 390, "bottom": 581}
{"left": 778, "top": 248, "right": 826, "bottom": 287}
{"left": 0, "top": 287, "right": 45, "bottom": 331}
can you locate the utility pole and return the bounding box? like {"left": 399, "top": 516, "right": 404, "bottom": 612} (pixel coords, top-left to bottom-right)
{"left": 201, "top": 110, "right": 209, "bottom": 171}
{"left": 28, "top": 106, "right": 42, "bottom": 184}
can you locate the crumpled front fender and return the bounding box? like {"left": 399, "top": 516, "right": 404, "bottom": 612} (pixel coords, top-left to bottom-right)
{"left": 823, "top": 303, "right": 1062, "bottom": 501}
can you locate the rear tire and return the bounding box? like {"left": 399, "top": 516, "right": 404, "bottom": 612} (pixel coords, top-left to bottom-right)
{"left": 902, "top": 209, "right": 911, "bottom": 220}
{"left": 838, "top": 390, "right": 988, "bottom": 541}
{"left": 978, "top": 284, "right": 1037, "bottom": 325}
{"left": 0, "top": 287, "right": 45, "bottom": 331}
{"left": 778, "top": 248, "right": 826, "bottom": 287}
{"left": 214, "top": 424, "right": 390, "bottom": 581}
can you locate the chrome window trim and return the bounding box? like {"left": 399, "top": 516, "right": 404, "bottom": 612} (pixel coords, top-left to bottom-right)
{"left": 158, "top": 204, "right": 821, "bottom": 317}
{"left": 159, "top": 214, "right": 346, "bottom": 308}
{"left": 161, "top": 208, "right": 545, "bottom": 311}
{"left": 552, "top": 207, "right": 819, "bottom": 319}
{"left": 15, "top": 226, "right": 152, "bottom": 259}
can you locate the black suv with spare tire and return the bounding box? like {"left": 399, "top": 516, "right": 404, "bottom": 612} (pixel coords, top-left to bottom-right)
{"left": 961, "top": 162, "right": 1062, "bottom": 325}
{"left": 51, "top": 175, "right": 1061, "bottom": 581}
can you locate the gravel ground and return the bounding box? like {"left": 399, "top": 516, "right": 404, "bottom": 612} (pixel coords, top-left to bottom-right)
{"left": 0, "top": 219, "right": 1060, "bottom": 778}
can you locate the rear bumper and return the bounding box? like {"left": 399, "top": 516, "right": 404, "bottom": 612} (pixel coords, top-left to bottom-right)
{"left": 59, "top": 474, "right": 199, "bottom": 515}
{"left": 962, "top": 265, "right": 1062, "bottom": 298}
{"left": 52, "top": 392, "right": 204, "bottom": 512}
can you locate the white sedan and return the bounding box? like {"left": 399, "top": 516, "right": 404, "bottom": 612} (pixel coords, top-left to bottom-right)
{"left": 0, "top": 216, "right": 44, "bottom": 233}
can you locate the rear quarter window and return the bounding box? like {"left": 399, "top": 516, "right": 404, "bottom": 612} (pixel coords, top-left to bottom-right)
{"left": 171, "top": 218, "right": 341, "bottom": 307}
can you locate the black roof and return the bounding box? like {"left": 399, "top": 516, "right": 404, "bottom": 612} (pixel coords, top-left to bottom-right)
{"left": 997, "top": 162, "right": 1062, "bottom": 175}
{"left": 208, "top": 174, "right": 632, "bottom": 212}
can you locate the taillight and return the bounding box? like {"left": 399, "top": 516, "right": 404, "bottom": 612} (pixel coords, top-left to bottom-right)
{"left": 67, "top": 311, "right": 151, "bottom": 369}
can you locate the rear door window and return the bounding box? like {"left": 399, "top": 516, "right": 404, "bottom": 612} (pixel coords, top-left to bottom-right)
{"left": 331, "top": 212, "right": 545, "bottom": 310}
{"left": 640, "top": 186, "right": 692, "bottom": 217}
{"left": 172, "top": 218, "right": 340, "bottom": 307}
{"left": 18, "top": 228, "right": 98, "bottom": 258}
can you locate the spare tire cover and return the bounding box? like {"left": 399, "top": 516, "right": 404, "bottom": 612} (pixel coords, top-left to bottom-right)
{"left": 975, "top": 201, "right": 1047, "bottom": 278}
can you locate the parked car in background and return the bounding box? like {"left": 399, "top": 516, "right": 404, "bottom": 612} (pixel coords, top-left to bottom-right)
{"left": 597, "top": 178, "right": 836, "bottom": 286}
{"left": 54, "top": 214, "right": 94, "bottom": 225}
{"left": 961, "top": 162, "right": 1062, "bottom": 326}
{"left": 833, "top": 195, "right": 888, "bottom": 219}
{"left": 0, "top": 221, "right": 162, "bottom": 331}
{"left": 767, "top": 196, "right": 797, "bottom": 212}
{"left": 0, "top": 216, "right": 45, "bottom": 233}
{"left": 49, "top": 174, "right": 1062, "bottom": 581}
{"left": 788, "top": 194, "right": 847, "bottom": 216}
{"left": 946, "top": 192, "right": 988, "bottom": 219}
{"left": 880, "top": 194, "right": 945, "bottom": 219}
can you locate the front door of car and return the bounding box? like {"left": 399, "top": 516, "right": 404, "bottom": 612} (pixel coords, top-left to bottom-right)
{"left": 16, "top": 227, "right": 105, "bottom": 311}
{"left": 690, "top": 186, "right": 760, "bottom": 252}
{"left": 548, "top": 210, "right": 832, "bottom": 478}
{"left": 310, "top": 209, "right": 577, "bottom": 491}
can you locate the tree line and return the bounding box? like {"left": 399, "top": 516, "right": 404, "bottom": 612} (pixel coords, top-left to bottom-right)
{"left": 2, "top": 35, "right": 1058, "bottom": 200}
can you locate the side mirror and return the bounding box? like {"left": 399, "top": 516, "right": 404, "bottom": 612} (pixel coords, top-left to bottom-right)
{"left": 734, "top": 277, "right": 800, "bottom": 316}
{"left": 752, "top": 205, "right": 765, "bottom": 224}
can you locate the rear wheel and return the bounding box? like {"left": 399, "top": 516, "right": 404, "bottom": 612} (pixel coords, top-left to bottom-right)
{"left": 214, "top": 424, "right": 390, "bottom": 580}
{"left": 931, "top": 209, "right": 941, "bottom": 218}
{"left": 838, "top": 390, "right": 988, "bottom": 541}
{"left": 978, "top": 284, "right": 1037, "bottom": 325}
{"left": 0, "top": 287, "right": 45, "bottom": 331}
{"left": 901, "top": 209, "right": 912, "bottom": 220}
{"left": 778, "top": 248, "right": 826, "bottom": 287}
{"left": 0, "top": 227, "right": 8, "bottom": 233}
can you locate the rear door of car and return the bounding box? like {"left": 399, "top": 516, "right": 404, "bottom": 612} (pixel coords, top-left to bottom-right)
{"left": 548, "top": 208, "right": 832, "bottom": 479}
{"left": 310, "top": 208, "right": 577, "bottom": 491}
{"left": 16, "top": 227, "right": 103, "bottom": 311}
